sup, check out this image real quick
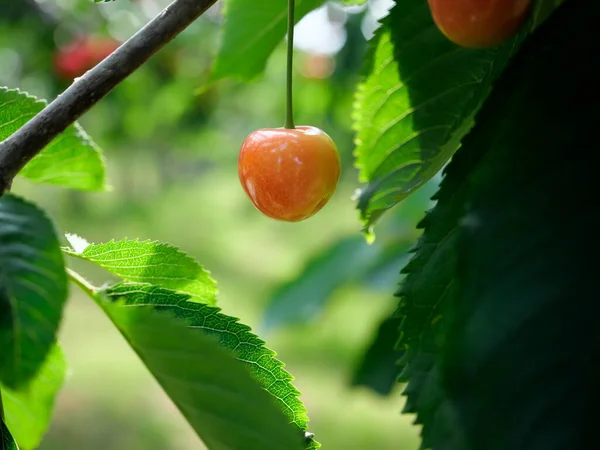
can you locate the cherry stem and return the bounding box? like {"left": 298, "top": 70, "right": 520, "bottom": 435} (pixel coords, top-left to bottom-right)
{"left": 285, "top": 0, "right": 296, "bottom": 129}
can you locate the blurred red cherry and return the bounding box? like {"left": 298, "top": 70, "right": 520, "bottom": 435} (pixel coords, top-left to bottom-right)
{"left": 54, "top": 36, "right": 120, "bottom": 80}
{"left": 300, "top": 53, "right": 335, "bottom": 80}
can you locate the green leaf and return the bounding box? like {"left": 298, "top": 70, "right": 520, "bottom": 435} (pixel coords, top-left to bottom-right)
{"left": 395, "top": 1, "right": 597, "bottom": 448}
{"left": 264, "top": 234, "right": 414, "bottom": 331}
{"left": 0, "top": 194, "right": 67, "bottom": 389}
{"left": 264, "top": 235, "right": 384, "bottom": 330}
{"left": 69, "top": 271, "right": 319, "bottom": 449}
{"left": 1, "top": 346, "right": 66, "bottom": 450}
{"left": 263, "top": 181, "right": 435, "bottom": 331}
{"left": 394, "top": 164, "right": 465, "bottom": 448}
{"left": 385, "top": 8, "right": 519, "bottom": 445}
{"left": 104, "top": 283, "right": 313, "bottom": 436}
{"left": 1, "top": 420, "right": 19, "bottom": 450}
{"left": 439, "top": 1, "right": 600, "bottom": 449}
{"left": 353, "top": 0, "right": 526, "bottom": 229}
{"left": 0, "top": 88, "right": 106, "bottom": 191}
{"left": 532, "top": 0, "right": 566, "bottom": 27}
{"left": 63, "top": 236, "right": 218, "bottom": 306}
{"left": 350, "top": 313, "right": 403, "bottom": 396}
{"left": 211, "top": 0, "right": 325, "bottom": 81}
{"left": 98, "top": 293, "right": 305, "bottom": 450}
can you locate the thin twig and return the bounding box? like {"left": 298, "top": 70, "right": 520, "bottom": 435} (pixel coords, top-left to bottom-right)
{"left": 66, "top": 268, "right": 98, "bottom": 295}
{"left": 0, "top": 0, "right": 218, "bottom": 195}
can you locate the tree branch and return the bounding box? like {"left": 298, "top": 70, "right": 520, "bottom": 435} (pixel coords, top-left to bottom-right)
{"left": 0, "top": 0, "right": 218, "bottom": 195}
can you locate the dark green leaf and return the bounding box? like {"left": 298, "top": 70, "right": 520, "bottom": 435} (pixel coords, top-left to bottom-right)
{"left": 395, "top": 1, "right": 598, "bottom": 448}
{"left": 532, "top": 0, "right": 566, "bottom": 27}
{"left": 1, "top": 420, "right": 19, "bottom": 450}
{"left": 63, "top": 236, "right": 218, "bottom": 305}
{"left": 350, "top": 313, "right": 403, "bottom": 396}
{"left": 99, "top": 294, "right": 305, "bottom": 450}
{"left": 0, "top": 195, "right": 67, "bottom": 389}
{"left": 1, "top": 345, "right": 65, "bottom": 450}
{"left": 211, "top": 0, "right": 325, "bottom": 81}
{"left": 0, "top": 88, "right": 106, "bottom": 191}
{"left": 394, "top": 187, "right": 463, "bottom": 448}
{"left": 353, "top": 0, "right": 526, "bottom": 229}
{"left": 392, "top": 149, "right": 471, "bottom": 447}
{"left": 440, "top": 2, "right": 600, "bottom": 449}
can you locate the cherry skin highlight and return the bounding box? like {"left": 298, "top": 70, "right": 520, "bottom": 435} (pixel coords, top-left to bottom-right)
{"left": 238, "top": 126, "right": 341, "bottom": 222}
{"left": 428, "top": 0, "right": 532, "bottom": 48}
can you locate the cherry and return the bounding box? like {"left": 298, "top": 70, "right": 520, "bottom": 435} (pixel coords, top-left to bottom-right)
{"left": 300, "top": 53, "right": 335, "bottom": 80}
{"left": 238, "top": 0, "right": 340, "bottom": 222}
{"left": 54, "top": 36, "right": 119, "bottom": 80}
{"left": 238, "top": 126, "right": 341, "bottom": 222}
{"left": 427, "top": 0, "right": 532, "bottom": 48}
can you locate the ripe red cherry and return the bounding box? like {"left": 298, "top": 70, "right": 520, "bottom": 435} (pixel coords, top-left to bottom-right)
{"left": 427, "top": 0, "right": 532, "bottom": 48}
{"left": 238, "top": 126, "right": 341, "bottom": 222}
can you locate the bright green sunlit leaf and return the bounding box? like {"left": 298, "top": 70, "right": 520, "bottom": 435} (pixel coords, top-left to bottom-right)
{"left": 63, "top": 236, "right": 218, "bottom": 305}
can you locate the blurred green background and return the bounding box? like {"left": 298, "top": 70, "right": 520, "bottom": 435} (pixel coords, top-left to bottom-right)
{"left": 1, "top": 0, "right": 432, "bottom": 448}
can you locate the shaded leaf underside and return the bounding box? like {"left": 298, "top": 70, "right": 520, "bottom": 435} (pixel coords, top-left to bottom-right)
{"left": 394, "top": 1, "right": 598, "bottom": 448}
{"left": 0, "top": 195, "right": 67, "bottom": 389}
{"left": 443, "top": 1, "right": 600, "bottom": 449}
